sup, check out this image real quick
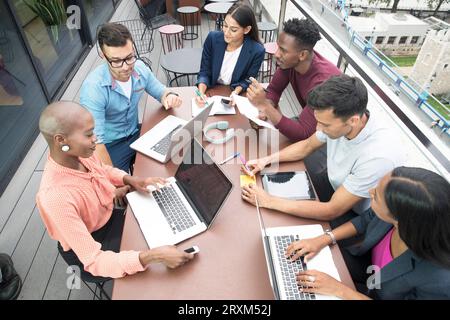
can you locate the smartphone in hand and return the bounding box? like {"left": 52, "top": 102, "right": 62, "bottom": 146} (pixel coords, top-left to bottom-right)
{"left": 184, "top": 246, "right": 200, "bottom": 254}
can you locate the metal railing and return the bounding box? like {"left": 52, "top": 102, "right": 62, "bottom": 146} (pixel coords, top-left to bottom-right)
{"left": 334, "top": 2, "right": 450, "bottom": 136}
{"left": 276, "top": 0, "right": 450, "bottom": 174}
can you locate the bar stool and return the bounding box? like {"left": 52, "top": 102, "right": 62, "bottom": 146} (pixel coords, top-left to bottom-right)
{"left": 260, "top": 42, "right": 278, "bottom": 82}
{"left": 177, "top": 6, "right": 200, "bottom": 40}
{"left": 257, "top": 21, "right": 277, "bottom": 43}
{"left": 158, "top": 24, "right": 184, "bottom": 54}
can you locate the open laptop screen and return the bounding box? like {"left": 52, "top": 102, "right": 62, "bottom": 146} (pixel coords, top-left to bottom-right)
{"left": 175, "top": 139, "right": 233, "bottom": 226}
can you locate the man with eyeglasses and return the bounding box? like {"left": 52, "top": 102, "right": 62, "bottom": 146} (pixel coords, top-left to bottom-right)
{"left": 80, "top": 23, "right": 182, "bottom": 172}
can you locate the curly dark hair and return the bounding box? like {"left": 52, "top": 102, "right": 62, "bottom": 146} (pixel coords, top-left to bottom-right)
{"left": 282, "top": 18, "right": 321, "bottom": 50}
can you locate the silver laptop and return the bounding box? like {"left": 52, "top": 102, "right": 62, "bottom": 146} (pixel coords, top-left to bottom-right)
{"left": 126, "top": 138, "right": 233, "bottom": 248}
{"left": 255, "top": 199, "right": 341, "bottom": 300}
{"left": 130, "top": 102, "right": 213, "bottom": 163}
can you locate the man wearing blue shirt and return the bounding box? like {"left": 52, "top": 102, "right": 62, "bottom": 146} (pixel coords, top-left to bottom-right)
{"left": 80, "top": 23, "right": 182, "bottom": 172}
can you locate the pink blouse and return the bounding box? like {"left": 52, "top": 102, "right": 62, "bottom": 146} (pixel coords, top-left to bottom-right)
{"left": 36, "top": 154, "right": 145, "bottom": 278}
{"left": 371, "top": 228, "right": 394, "bottom": 269}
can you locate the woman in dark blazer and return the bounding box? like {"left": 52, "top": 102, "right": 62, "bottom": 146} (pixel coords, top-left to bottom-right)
{"left": 195, "top": 3, "right": 265, "bottom": 106}
{"left": 286, "top": 167, "right": 450, "bottom": 299}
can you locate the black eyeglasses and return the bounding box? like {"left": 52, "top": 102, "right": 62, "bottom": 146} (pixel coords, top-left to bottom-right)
{"left": 103, "top": 52, "right": 138, "bottom": 68}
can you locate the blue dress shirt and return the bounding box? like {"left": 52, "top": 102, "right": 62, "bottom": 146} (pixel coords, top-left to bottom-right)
{"left": 80, "top": 60, "right": 165, "bottom": 144}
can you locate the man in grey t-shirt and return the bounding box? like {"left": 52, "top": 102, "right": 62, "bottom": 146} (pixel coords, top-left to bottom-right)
{"left": 241, "top": 75, "right": 405, "bottom": 226}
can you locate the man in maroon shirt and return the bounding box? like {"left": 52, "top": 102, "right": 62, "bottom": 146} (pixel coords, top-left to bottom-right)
{"left": 247, "top": 18, "right": 341, "bottom": 142}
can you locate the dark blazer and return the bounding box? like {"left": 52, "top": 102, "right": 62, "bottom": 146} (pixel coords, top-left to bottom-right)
{"left": 196, "top": 31, "right": 265, "bottom": 91}
{"left": 348, "top": 209, "right": 450, "bottom": 300}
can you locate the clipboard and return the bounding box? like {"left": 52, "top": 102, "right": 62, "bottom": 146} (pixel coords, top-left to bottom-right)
{"left": 261, "top": 171, "right": 316, "bottom": 200}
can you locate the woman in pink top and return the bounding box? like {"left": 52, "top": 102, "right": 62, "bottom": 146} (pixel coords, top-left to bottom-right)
{"left": 36, "top": 101, "right": 194, "bottom": 281}
{"left": 285, "top": 167, "right": 450, "bottom": 299}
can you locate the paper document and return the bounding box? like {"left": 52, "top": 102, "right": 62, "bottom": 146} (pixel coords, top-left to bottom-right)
{"left": 191, "top": 96, "right": 236, "bottom": 117}
{"left": 233, "top": 95, "right": 277, "bottom": 130}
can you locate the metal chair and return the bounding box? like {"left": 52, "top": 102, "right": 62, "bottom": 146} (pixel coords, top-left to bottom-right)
{"left": 133, "top": 0, "right": 177, "bottom": 52}
{"left": 113, "top": 19, "right": 155, "bottom": 70}
{"left": 60, "top": 246, "right": 112, "bottom": 300}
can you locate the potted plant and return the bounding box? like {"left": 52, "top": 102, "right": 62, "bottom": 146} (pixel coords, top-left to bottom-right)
{"left": 24, "top": 0, "right": 67, "bottom": 44}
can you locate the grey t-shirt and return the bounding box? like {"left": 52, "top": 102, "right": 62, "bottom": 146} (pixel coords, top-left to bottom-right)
{"left": 316, "top": 111, "right": 406, "bottom": 213}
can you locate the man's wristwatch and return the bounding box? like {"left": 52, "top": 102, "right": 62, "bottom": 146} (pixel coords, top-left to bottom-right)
{"left": 324, "top": 229, "right": 337, "bottom": 246}
{"left": 166, "top": 91, "right": 179, "bottom": 98}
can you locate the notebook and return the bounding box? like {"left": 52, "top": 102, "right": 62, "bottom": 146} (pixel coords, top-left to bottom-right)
{"left": 191, "top": 96, "right": 236, "bottom": 117}
{"left": 126, "top": 139, "right": 233, "bottom": 248}
{"left": 261, "top": 171, "right": 316, "bottom": 200}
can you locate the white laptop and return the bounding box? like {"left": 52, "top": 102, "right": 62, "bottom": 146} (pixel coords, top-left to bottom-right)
{"left": 255, "top": 199, "right": 341, "bottom": 300}
{"left": 126, "top": 139, "right": 233, "bottom": 248}
{"left": 130, "top": 102, "right": 213, "bottom": 163}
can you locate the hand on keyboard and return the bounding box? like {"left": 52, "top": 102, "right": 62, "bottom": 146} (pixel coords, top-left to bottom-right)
{"left": 124, "top": 175, "right": 169, "bottom": 194}
{"left": 285, "top": 235, "right": 329, "bottom": 263}
{"left": 296, "top": 270, "right": 346, "bottom": 299}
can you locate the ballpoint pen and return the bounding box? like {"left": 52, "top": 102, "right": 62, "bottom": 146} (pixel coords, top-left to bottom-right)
{"left": 219, "top": 152, "right": 240, "bottom": 165}
{"left": 195, "top": 88, "right": 209, "bottom": 107}
{"left": 239, "top": 154, "right": 251, "bottom": 172}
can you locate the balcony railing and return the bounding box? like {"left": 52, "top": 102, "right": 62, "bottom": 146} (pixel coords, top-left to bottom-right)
{"left": 262, "top": 0, "right": 449, "bottom": 177}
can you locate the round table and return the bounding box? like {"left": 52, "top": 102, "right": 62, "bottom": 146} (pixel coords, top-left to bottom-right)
{"left": 177, "top": 6, "right": 200, "bottom": 40}
{"left": 204, "top": 2, "right": 233, "bottom": 30}
{"left": 158, "top": 24, "right": 184, "bottom": 54}
{"left": 160, "top": 48, "right": 202, "bottom": 87}
{"left": 257, "top": 21, "right": 278, "bottom": 43}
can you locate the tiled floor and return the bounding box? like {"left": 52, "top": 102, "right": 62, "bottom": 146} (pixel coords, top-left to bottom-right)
{"left": 0, "top": 0, "right": 299, "bottom": 300}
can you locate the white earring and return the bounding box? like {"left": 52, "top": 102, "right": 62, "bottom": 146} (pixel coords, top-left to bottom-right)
{"left": 61, "top": 145, "right": 70, "bottom": 152}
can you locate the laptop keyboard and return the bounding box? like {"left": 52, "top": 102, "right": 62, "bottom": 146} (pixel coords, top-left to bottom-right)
{"left": 274, "top": 235, "right": 316, "bottom": 300}
{"left": 151, "top": 124, "right": 182, "bottom": 155}
{"left": 152, "top": 185, "right": 196, "bottom": 234}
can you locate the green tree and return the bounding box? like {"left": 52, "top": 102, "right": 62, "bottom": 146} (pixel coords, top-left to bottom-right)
{"left": 368, "top": 0, "right": 402, "bottom": 13}
{"left": 427, "top": 0, "right": 450, "bottom": 15}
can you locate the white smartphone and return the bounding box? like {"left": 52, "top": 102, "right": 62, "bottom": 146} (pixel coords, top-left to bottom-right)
{"left": 184, "top": 246, "right": 200, "bottom": 254}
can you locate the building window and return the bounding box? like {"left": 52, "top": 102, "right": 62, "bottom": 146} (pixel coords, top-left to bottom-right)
{"left": 444, "top": 63, "right": 448, "bottom": 70}
{"left": 399, "top": 36, "right": 407, "bottom": 44}
{"left": 410, "top": 36, "right": 419, "bottom": 44}
{"left": 365, "top": 36, "right": 371, "bottom": 42}
{"left": 376, "top": 36, "right": 384, "bottom": 44}
{"left": 388, "top": 36, "right": 396, "bottom": 44}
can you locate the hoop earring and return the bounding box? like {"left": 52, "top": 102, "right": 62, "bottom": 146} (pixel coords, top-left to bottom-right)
{"left": 61, "top": 145, "right": 70, "bottom": 152}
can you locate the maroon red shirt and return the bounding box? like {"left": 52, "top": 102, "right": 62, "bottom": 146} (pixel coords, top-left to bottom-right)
{"left": 266, "top": 51, "right": 341, "bottom": 142}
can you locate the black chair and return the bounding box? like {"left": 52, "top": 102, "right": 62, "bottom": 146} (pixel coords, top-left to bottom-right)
{"left": 59, "top": 243, "right": 112, "bottom": 300}
{"left": 133, "top": 0, "right": 177, "bottom": 52}
{"left": 112, "top": 19, "right": 155, "bottom": 70}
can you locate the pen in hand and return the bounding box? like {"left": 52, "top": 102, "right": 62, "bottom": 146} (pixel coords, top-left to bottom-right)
{"left": 195, "top": 89, "right": 209, "bottom": 107}
{"left": 239, "top": 154, "right": 251, "bottom": 173}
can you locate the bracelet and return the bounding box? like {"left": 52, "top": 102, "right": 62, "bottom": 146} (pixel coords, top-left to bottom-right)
{"left": 324, "top": 228, "right": 337, "bottom": 246}
{"left": 166, "top": 91, "right": 179, "bottom": 97}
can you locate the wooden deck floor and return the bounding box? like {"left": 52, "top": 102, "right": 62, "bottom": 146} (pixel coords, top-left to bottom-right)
{"left": 0, "top": 0, "right": 299, "bottom": 300}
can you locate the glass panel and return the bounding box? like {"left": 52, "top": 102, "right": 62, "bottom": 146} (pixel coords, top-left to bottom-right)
{"left": 82, "top": 0, "right": 115, "bottom": 40}
{"left": 0, "top": 1, "right": 48, "bottom": 194}
{"left": 10, "top": 0, "right": 84, "bottom": 96}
